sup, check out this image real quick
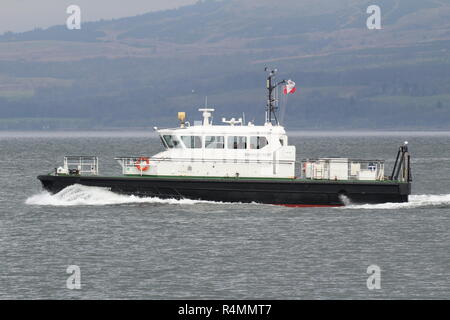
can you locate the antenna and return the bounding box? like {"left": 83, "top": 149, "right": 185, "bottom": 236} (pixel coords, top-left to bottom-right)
{"left": 265, "top": 67, "right": 286, "bottom": 125}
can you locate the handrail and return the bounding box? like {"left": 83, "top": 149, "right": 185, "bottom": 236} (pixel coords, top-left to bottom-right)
{"left": 298, "top": 158, "right": 385, "bottom": 163}
{"left": 299, "top": 158, "right": 385, "bottom": 181}
{"left": 115, "top": 156, "right": 294, "bottom": 165}
{"left": 61, "top": 156, "right": 99, "bottom": 176}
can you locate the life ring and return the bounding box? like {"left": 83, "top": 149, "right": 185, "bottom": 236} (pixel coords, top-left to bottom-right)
{"left": 135, "top": 157, "right": 150, "bottom": 172}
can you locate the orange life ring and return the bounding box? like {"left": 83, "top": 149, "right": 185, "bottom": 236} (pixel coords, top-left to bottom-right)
{"left": 135, "top": 157, "right": 150, "bottom": 172}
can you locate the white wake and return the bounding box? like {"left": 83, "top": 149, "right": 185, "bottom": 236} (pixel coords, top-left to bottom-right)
{"left": 26, "top": 184, "right": 204, "bottom": 206}
{"left": 25, "top": 185, "right": 450, "bottom": 209}
{"left": 343, "top": 194, "right": 450, "bottom": 210}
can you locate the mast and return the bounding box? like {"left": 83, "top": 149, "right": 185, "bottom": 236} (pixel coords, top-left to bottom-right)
{"left": 265, "top": 67, "right": 286, "bottom": 125}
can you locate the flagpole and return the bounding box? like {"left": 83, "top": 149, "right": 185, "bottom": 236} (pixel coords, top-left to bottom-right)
{"left": 280, "top": 89, "right": 287, "bottom": 126}
{"left": 264, "top": 67, "right": 287, "bottom": 126}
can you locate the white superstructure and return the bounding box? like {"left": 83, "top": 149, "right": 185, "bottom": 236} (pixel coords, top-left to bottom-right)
{"left": 113, "top": 68, "right": 385, "bottom": 181}
{"left": 117, "top": 108, "right": 296, "bottom": 178}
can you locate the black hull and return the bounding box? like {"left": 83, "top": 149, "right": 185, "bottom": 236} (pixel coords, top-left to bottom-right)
{"left": 37, "top": 175, "right": 411, "bottom": 206}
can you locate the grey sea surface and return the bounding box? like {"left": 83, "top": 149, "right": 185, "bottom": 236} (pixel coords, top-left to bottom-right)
{"left": 0, "top": 131, "right": 449, "bottom": 299}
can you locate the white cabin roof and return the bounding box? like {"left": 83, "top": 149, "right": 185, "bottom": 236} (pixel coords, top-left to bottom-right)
{"left": 158, "top": 124, "right": 286, "bottom": 136}
{"left": 157, "top": 109, "right": 287, "bottom": 136}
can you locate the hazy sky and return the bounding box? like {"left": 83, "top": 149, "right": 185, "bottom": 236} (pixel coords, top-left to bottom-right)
{"left": 0, "top": 0, "right": 197, "bottom": 33}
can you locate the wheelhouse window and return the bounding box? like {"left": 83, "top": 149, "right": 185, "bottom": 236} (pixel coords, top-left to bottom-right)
{"left": 162, "top": 135, "right": 182, "bottom": 149}
{"left": 160, "top": 136, "right": 168, "bottom": 149}
{"left": 205, "top": 136, "right": 224, "bottom": 149}
{"left": 181, "top": 136, "right": 202, "bottom": 149}
{"left": 227, "top": 136, "right": 247, "bottom": 149}
{"left": 250, "top": 136, "right": 269, "bottom": 149}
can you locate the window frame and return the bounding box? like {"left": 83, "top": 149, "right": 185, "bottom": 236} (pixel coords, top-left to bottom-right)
{"left": 249, "top": 136, "right": 269, "bottom": 150}
{"left": 205, "top": 136, "right": 225, "bottom": 149}
{"left": 227, "top": 136, "right": 247, "bottom": 150}
{"left": 181, "top": 135, "right": 203, "bottom": 149}
{"left": 162, "top": 135, "right": 182, "bottom": 149}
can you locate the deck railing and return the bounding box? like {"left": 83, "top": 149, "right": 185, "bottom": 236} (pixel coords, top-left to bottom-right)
{"left": 62, "top": 156, "right": 99, "bottom": 175}
{"left": 114, "top": 156, "right": 296, "bottom": 176}
{"left": 299, "top": 158, "right": 385, "bottom": 181}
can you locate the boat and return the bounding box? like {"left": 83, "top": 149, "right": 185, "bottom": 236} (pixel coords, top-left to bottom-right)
{"left": 37, "top": 68, "right": 412, "bottom": 207}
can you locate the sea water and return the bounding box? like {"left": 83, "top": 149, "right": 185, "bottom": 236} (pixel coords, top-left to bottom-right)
{"left": 0, "top": 131, "right": 449, "bottom": 299}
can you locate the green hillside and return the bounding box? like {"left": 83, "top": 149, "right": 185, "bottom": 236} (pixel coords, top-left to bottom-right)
{"left": 0, "top": 0, "right": 449, "bottom": 130}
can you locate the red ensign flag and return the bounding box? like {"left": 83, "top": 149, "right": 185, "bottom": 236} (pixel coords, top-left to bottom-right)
{"left": 283, "top": 80, "right": 296, "bottom": 94}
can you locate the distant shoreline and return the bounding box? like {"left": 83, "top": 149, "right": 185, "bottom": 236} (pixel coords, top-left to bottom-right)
{"left": 1, "top": 130, "right": 449, "bottom": 138}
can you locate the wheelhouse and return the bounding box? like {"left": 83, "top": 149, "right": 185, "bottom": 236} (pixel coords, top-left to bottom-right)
{"left": 159, "top": 133, "right": 274, "bottom": 150}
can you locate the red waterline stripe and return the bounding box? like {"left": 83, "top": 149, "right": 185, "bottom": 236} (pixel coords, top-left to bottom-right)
{"left": 277, "top": 204, "right": 344, "bottom": 208}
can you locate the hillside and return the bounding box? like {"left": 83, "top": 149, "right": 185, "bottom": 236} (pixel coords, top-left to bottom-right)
{"left": 0, "top": 0, "right": 449, "bottom": 130}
